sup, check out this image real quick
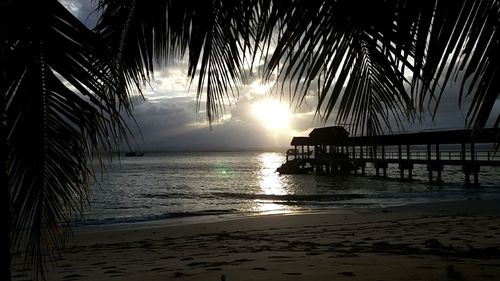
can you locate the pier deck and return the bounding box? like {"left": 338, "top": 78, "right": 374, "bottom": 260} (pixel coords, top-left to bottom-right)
{"left": 278, "top": 126, "right": 500, "bottom": 184}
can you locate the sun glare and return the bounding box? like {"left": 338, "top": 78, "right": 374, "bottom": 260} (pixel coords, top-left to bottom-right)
{"left": 252, "top": 99, "right": 290, "bottom": 130}
{"left": 250, "top": 80, "right": 272, "bottom": 96}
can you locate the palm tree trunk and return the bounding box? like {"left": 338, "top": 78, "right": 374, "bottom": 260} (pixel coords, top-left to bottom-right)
{"left": 0, "top": 92, "right": 11, "bottom": 280}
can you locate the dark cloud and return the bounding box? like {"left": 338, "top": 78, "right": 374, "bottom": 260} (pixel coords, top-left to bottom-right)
{"left": 122, "top": 97, "right": 202, "bottom": 149}
{"left": 123, "top": 89, "right": 297, "bottom": 151}
{"left": 146, "top": 119, "right": 293, "bottom": 152}
{"left": 63, "top": 1, "right": 499, "bottom": 151}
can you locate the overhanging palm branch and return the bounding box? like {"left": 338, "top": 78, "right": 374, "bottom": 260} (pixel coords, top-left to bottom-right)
{"left": 422, "top": 0, "right": 500, "bottom": 131}
{"left": 95, "top": 0, "right": 260, "bottom": 122}
{"left": 3, "top": 0, "right": 500, "bottom": 279}
{"left": 263, "top": 0, "right": 500, "bottom": 134}
{"left": 261, "top": 0, "right": 414, "bottom": 135}
{"left": 3, "top": 0, "right": 132, "bottom": 277}
{"left": 95, "top": 0, "right": 500, "bottom": 135}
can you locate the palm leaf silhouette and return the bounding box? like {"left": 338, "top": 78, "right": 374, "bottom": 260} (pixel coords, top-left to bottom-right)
{"left": 95, "top": 0, "right": 500, "bottom": 134}
{"left": 95, "top": 0, "right": 259, "bottom": 122}
{"left": 263, "top": 0, "right": 500, "bottom": 133}
{"left": 2, "top": 1, "right": 132, "bottom": 278}
{"left": 2, "top": 0, "right": 500, "bottom": 280}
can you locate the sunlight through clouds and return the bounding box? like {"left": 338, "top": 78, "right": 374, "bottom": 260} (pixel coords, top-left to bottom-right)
{"left": 57, "top": 0, "right": 332, "bottom": 151}
{"left": 61, "top": 0, "right": 500, "bottom": 152}
{"left": 248, "top": 79, "right": 273, "bottom": 96}
{"left": 252, "top": 99, "right": 291, "bottom": 130}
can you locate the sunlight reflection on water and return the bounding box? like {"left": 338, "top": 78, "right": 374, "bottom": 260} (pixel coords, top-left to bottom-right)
{"left": 85, "top": 151, "right": 500, "bottom": 226}
{"left": 258, "top": 153, "right": 286, "bottom": 195}
{"left": 255, "top": 152, "right": 298, "bottom": 214}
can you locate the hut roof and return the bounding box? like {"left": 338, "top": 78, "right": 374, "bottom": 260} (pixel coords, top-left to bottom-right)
{"left": 349, "top": 128, "right": 500, "bottom": 145}
{"left": 308, "top": 126, "right": 349, "bottom": 145}
{"left": 291, "top": 137, "right": 315, "bottom": 146}
{"left": 290, "top": 127, "right": 500, "bottom": 146}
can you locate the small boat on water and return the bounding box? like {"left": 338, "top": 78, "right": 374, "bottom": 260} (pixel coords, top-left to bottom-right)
{"left": 125, "top": 151, "right": 144, "bottom": 157}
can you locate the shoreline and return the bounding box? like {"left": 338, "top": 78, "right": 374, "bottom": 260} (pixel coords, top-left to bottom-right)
{"left": 13, "top": 199, "right": 500, "bottom": 280}
{"left": 77, "top": 190, "right": 500, "bottom": 230}
{"left": 75, "top": 197, "right": 495, "bottom": 232}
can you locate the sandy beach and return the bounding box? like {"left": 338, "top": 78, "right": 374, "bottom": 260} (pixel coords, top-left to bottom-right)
{"left": 12, "top": 199, "right": 500, "bottom": 281}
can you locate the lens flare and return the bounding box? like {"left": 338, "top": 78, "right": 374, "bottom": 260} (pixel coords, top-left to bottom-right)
{"left": 215, "top": 164, "right": 234, "bottom": 179}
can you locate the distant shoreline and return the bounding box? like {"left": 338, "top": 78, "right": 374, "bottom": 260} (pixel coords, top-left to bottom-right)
{"left": 113, "top": 149, "right": 289, "bottom": 155}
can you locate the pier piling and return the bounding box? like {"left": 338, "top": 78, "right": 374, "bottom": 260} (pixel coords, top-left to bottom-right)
{"left": 278, "top": 127, "right": 500, "bottom": 184}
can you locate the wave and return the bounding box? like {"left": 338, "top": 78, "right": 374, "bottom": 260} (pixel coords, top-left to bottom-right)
{"left": 140, "top": 192, "right": 195, "bottom": 199}
{"left": 140, "top": 192, "right": 365, "bottom": 202}
{"left": 77, "top": 209, "right": 239, "bottom": 226}
{"left": 212, "top": 192, "right": 365, "bottom": 202}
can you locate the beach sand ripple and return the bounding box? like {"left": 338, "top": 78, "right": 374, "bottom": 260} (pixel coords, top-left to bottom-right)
{"left": 12, "top": 200, "right": 500, "bottom": 281}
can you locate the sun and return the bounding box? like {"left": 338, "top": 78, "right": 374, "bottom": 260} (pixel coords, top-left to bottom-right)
{"left": 249, "top": 79, "right": 273, "bottom": 96}
{"left": 252, "top": 99, "right": 291, "bottom": 130}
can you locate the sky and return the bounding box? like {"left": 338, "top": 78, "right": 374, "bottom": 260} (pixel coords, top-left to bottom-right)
{"left": 61, "top": 0, "right": 500, "bottom": 152}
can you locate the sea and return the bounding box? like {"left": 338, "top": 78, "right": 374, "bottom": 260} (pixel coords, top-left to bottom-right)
{"left": 82, "top": 151, "right": 500, "bottom": 226}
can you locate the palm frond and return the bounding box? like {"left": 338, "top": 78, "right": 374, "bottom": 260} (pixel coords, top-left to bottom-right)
{"left": 3, "top": 1, "right": 500, "bottom": 279}
{"left": 95, "top": 0, "right": 262, "bottom": 122}
{"left": 398, "top": 0, "right": 500, "bottom": 131}
{"left": 94, "top": 0, "right": 500, "bottom": 134}
{"left": 3, "top": 0, "right": 131, "bottom": 278}
{"left": 261, "top": 0, "right": 414, "bottom": 135}
{"left": 262, "top": 0, "right": 500, "bottom": 135}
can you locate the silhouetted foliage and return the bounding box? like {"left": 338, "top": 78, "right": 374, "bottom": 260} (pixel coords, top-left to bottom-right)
{"left": 1, "top": 0, "right": 500, "bottom": 280}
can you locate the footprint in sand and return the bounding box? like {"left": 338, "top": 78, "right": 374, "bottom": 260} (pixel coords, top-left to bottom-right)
{"left": 109, "top": 274, "right": 128, "bottom": 278}
{"left": 102, "top": 265, "right": 116, "bottom": 269}
{"left": 150, "top": 267, "right": 169, "bottom": 272}
{"left": 232, "top": 258, "right": 253, "bottom": 263}
{"left": 173, "top": 271, "right": 184, "bottom": 278}
{"left": 337, "top": 271, "right": 356, "bottom": 276}
{"left": 306, "top": 252, "right": 323, "bottom": 256}
{"left": 104, "top": 270, "right": 122, "bottom": 274}
{"left": 187, "top": 261, "right": 210, "bottom": 267}
{"left": 160, "top": 255, "right": 176, "bottom": 259}
{"left": 62, "top": 273, "right": 84, "bottom": 279}
{"left": 268, "top": 255, "right": 292, "bottom": 259}
{"left": 206, "top": 267, "right": 222, "bottom": 271}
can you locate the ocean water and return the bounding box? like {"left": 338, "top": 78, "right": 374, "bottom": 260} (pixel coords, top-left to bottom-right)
{"left": 83, "top": 152, "right": 500, "bottom": 226}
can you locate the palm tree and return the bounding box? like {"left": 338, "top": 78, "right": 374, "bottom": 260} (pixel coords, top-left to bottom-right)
{"left": 1, "top": 0, "right": 134, "bottom": 279}
{"left": 2, "top": 0, "right": 499, "bottom": 279}
{"left": 94, "top": 0, "right": 500, "bottom": 134}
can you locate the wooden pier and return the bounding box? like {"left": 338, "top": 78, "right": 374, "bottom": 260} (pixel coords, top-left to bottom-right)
{"left": 278, "top": 126, "right": 500, "bottom": 184}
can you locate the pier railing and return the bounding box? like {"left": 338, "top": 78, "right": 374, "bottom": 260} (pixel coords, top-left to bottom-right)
{"left": 284, "top": 127, "right": 500, "bottom": 184}
{"left": 347, "top": 151, "right": 499, "bottom": 161}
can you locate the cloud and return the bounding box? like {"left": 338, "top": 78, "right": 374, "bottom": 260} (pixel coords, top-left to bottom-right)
{"left": 63, "top": 1, "right": 499, "bottom": 152}
{"left": 152, "top": 121, "right": 294, "bottom": 151}
{"left": 121, "top": 68, "right": 302, "bottom": 151}
{"left": 122, "top": 96, "right": 201, "bottom": 149}
{"left": 57, "top": 1, "right": 342, "bottom": 151}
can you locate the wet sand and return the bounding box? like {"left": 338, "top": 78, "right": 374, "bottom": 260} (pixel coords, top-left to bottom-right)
{"left": 12, "top": 199, "right": 500, "bottom": 280}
